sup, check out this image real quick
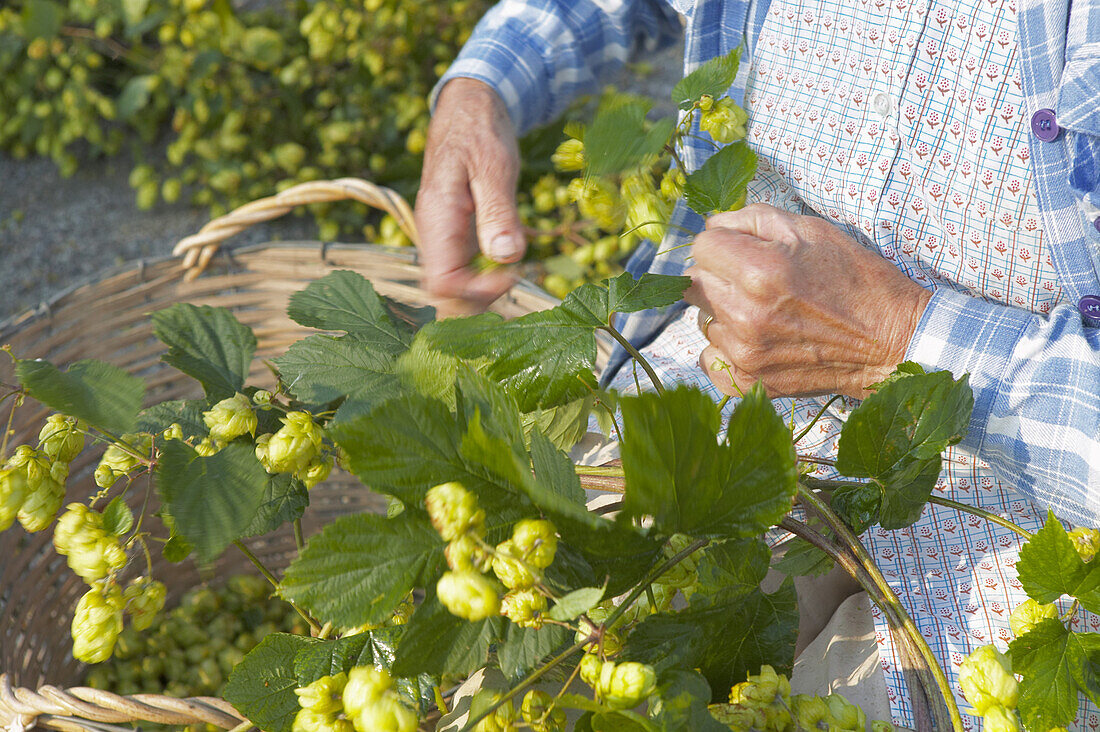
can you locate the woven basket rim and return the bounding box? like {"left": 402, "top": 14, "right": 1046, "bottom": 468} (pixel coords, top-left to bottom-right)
{"left": 1, "top": 240, "right": 563, "bottom": 339}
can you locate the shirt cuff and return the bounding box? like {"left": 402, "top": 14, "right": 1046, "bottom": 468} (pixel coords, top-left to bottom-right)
{"left": 903, "top": 287, "right": 1034, "bottom": 455}
{"left": 430, "top": 27, "right": 555, "bottom": 135}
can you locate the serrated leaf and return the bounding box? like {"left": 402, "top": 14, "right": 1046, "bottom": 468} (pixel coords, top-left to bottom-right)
{"left": 328, "top": 391, "right": 534, "bottom": 522}
{"left": 394, "top": 333, "right": 465, "bottom": 409}
{"left": 652, "top": 669, "right": 728, "bottom": 732}
{"left": 497, "top": 623, "right": 571, "bottom": 680}
{"left": 455, "top": 368, "right": 526, "bottom": 452}
{"left": 582, "top": 95, "right": 675, "bottom": 177}
{"left": 101, "top": 497, "right": 134, "bottom": 536}
{"left": 16, "top": 358, "right": 145, "bottom": 435}
{"left": 624, "top": 580, "right": 797, "bottom": 699}
{"left": 1009, "top": 619, "right": 1100, "bottom": 732}
{"left": 590, "top": 710, "right": 660, "bottom": 731}
{"left": 522, "top": 395, "right": 593, "bottom": 453}
{"left": 282, "top": 513, "right": 444, "bottom": 629}
{"left": 243, "top": 474, "right": 308, "bottom": 537}
{"left": 773, "top": 537, "right": 834, "bottom": 577}
{"left": 624, "top": 541, "right": 797, "bottom": 698}
{"left": 294, "top": 633, "right": 372, "bottom": 685}
{"left": 619, "top": 384, "right": 797, "bottom": 539}
{"left": 548, "top": 586, "right": 606, "bottom": 621}
{"left": 419, "top": 273, "right": 687, "bottom": 412}
{"left": 672, "top": 48, "right": 741, "bottom": 110}
{"left": 693, "top": 540, "right": 772, "bottom": 601}
{"left": 1017, "top": 512, "right": 1100, "bottom": 614}
{"left": 274, "top": 334, "right": 401, "bottom": 406}
{"left": 530, "top": 429, "right": 587, "bottom": 507}
{"left": 152, "top": 304, "right": 257, "bottom": 400}
{"left": 392, "top": 593, "right": 504, "bottom": 677}
{"left": 286, "top": 270, "right": 420, "bottom": 354}
{"left": 224, "top": 633, "right": 318, "bottom": 732}
{"left": 156, "top": 441, "right": 268, "bottom": 563}
{"left": 829, "top": 482, "right": 881, "bottom": 535}
{"left": 524, "top": 430, "right": 662, "bottom": 596}
{"left": 836, "top": 369, "right": 973, "bottom": 529}
{"left": 162, "top": 534, "right": 192, "bottom": 563}
{"left": 292, "top": 627, "right": 436, "bottom": 715}
{"left": 137, "top": 399, "right": 208, "bottom": 441}
{"left": 682, "top": 141, "right": 757, "bottom": 215}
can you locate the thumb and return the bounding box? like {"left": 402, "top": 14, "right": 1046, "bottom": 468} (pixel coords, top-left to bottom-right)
{"left": 469, "top": 169, "right": 526, "bottom": 264}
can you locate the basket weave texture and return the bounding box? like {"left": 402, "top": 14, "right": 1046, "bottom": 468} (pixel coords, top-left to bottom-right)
{"left": 0, "top": 180, "right": 606, "bottom": 732}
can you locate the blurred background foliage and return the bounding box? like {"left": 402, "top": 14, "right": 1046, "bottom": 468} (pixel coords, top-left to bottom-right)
{"left": 0, "top": 0, "right": 662, "bottom": 297}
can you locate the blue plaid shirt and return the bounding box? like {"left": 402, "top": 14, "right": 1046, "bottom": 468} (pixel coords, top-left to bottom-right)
{"left": 435, "top": 0, "right": 1100, "bottom": 528}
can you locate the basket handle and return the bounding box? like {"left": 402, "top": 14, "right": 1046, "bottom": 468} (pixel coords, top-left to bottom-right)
{"left": 172, "top": 178, "right": 418, "bottom": 281}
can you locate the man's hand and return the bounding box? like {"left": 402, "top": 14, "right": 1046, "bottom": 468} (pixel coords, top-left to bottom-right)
{"left": 415, "top": 78, "right": 525, "bottom": 315}
{"left": 685, "top": 204, "right": 932, "bottom": 398}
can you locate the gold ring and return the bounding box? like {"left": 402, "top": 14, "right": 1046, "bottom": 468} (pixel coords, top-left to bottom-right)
{"left": 701, "top": 314, "right": 715, "bottom": 340}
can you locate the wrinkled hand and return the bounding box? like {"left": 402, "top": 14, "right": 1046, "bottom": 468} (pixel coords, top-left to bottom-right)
{"left": 685, "top": 204, "right": 931, "bottom": 398}
{"left": 415, "top": 78, "right": 525, "bottom": 315}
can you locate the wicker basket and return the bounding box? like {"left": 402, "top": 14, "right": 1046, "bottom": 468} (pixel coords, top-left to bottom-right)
{"left": 0, "top": 179, "right": 612, "bottom": 732}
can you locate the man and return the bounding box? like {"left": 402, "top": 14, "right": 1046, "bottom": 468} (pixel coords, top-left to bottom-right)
{"left": 415, "top": 0, "right": 1100, "bottom": 726}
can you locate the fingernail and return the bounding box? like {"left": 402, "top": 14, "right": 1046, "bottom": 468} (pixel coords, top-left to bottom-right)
{"left": 488, "top": 234, "right": 520, "bottom": 262}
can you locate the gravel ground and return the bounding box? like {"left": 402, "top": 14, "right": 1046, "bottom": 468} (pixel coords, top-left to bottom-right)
{"left": 0, "top": 40, "right": 683, "bottom": 326}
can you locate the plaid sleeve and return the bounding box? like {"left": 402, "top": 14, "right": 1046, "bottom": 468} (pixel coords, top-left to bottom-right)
{"left": 431, "top": 0, "right": 683, "bottom": 135}
{"left": 906, "top": 288, "right": 1100, "bottom": 527}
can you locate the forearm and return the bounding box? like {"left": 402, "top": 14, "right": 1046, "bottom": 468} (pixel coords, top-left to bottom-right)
{"left": 905, "top": 288, "right": 1100, "bottom": 526}
{"left": 432, "top": 0, "right": 682, "bottom": 134}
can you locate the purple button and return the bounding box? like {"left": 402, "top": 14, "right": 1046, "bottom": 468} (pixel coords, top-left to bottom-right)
{"left": 1031, "top": 108, "right": 1060, "bottom": 142}
{"left": 1094, "top": 216, "right": 1100, "bottom": 234}
{"left": 1080, "top": 295, "right": 1100, "bottom": 319}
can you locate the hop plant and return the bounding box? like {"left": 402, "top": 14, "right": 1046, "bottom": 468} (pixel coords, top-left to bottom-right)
{"left": 425, "top": 481, "right": 484, "bottom": 541}
{"left": 351, "top": 695, "right": 417, "bottom": 732}
{"left": 578, "top": 653, "right": 603, "bottom": 689}
{"left": 659, "top": 167, "right": 686, "bottom": 202}
{"left": 202, "top": 393, "right": 258, "bottom": 444}
{"left": 8, "top": 446, "right": 68, "bottom": 533}
{"left": 599, "top": 660, "right": 657, "bottom": 709}
{"left": 551, "top": 138, "right": 585, "bottom": 172}
{"left": 473, "top": 695, "right": 517, "bottom": 732}
{"left": 500, "top": 588, "right": 547, "bottom": 629}
{"left": 37, "top": 414, "right": 86, "bottom": 463}
{"left": 1008, "top": 598, "right": 1058, "bottom": 637}
{"left": 959, "top": 645, "right": 1018, "bottom": 716}
{"left": 0, "top": 466, "right": 29, "bottom": 532}
{"left": 342, "top": 666, "right": 392, "bottom": 718}
{"left": 510, "top": 518, "right": 558, "bottom": 570}
{"left": 123, "top": 577, "right": 167, "bottom": 631}
{"left": 520, "top": 689, "right": 566, "bottom": 732}
{"left": 699, "top": 96, "right": 748, "bottom": 144}
{"left": 491, "top": 539, "right": 538, "bottom": 590}
{"left": 296, "top": 672, "right": 348, "bottom": 717}
{"left": 655, "top": 534, "right": 701, "bottom": 590}
{"left": 621, "top": 173, "right": 669, "bottom": 242}
{"left": 259, "top": 412, "right": 323, "bottom": 474}
{"left": 72, "top": 582, "right": 125, "bottom": 663}
{"left": 299, "top": 454, "right": 334, "bottom": 489}
{"left": 444, "top": 533, "right": 491, "bottom": 573}
{"left": 575, "top": 607, "right": 623, "bottom": 655}
{"left": 729, "top": 665, "right": 791, "bottom": 707}
{"left": 567, "top": 177, "right": 624, "bottom": 232}
{"left": 53, "top": 503, "right": 128, "bottom": 582}
{"left": 437, "top": 570, "right": 500, "bottom": 621}
{"left": 983, "top": 705, "right": 1022, "bottom": 732}
{"left": 826, "top": 692, "right": 867, "bottom": 731}
{"left": 94, "top": 433, "right": 152, "bottom": 488}
{"left": 1068, "top": 527, "right": 1100, "bottom": 563}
